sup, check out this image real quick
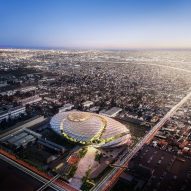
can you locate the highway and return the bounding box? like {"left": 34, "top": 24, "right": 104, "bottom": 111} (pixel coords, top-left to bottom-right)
{"left": 0, "top": 154, "right": 66, "bottom": 191}
{"left": 36, "top": 174, "right": 61, "bottom": 191}
{"left": 92, "top": 89, "right": 191, "bottom": 191}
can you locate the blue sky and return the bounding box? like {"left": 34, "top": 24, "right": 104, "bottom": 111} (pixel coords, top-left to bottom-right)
{"left": 0, "top": 0, "right": 191, "bottom": 49}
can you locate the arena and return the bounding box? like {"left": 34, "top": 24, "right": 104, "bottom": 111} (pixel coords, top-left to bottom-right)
{"left": 50, "top": 111, "right": 131, "bottom": 148}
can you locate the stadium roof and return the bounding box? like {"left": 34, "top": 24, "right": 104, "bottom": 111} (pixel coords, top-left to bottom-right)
{"left": 50, "top": 111, "right": 131, "bottom": 148}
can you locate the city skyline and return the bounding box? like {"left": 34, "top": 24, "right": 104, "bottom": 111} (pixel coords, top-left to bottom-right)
{"left": 1, "top": 0, "right": 191, "bottom": 49}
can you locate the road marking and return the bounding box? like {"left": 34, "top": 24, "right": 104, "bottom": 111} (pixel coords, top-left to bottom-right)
{"left": 0, "top": 154, "right": 66, "bottom": 191}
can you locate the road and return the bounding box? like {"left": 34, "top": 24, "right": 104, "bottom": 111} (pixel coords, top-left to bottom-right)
{"left": 0, "top": 154, "right": 65, "bottom": 191}
{"left": 92, "top": 89, "right": 191, "bottom": 191}
{"left": 36, "top": 174, "right": 61, "bottom": 191}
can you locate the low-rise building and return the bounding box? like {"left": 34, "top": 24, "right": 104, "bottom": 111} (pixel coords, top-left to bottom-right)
{"left": 0, "top": 106, "right": 26, "bottom": 122}
{"left": 82, "top": 101, "right": 94, "bottom": 108}
{"left": 59, "top": 103, "right": 74, "bottom": 112}
{"left": 20, "top": 86, "right": 37, "bottom": 93}
{"left": 2, "top": 129, "right": 41, "bottom": 149}
{"left": 19, "top": 95, "right": 42, "bottom": 106}
{"left": 0, "top": 81, "right": 8, "bottom": 88}
{"left": 100, "top": 107, "right": 122, "bottom": 117}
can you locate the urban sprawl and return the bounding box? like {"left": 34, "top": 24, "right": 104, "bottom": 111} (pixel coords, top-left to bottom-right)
{"left": 0, "top": 49, "right": 191, "bottom": 191}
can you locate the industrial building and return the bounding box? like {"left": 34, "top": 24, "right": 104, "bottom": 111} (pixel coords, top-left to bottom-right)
{"left": 0, "top": 106, "right": 26, "bottom": 122}
{"left": 1, "top": 129, "right": 41, "bottom": 149}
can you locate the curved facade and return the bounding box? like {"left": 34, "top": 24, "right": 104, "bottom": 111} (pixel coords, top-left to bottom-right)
{"left": 50, "top": 111, "right": 131, "bottom": 148}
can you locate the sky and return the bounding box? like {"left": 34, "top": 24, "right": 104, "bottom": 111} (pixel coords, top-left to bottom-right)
{"left": 0, "top": 0, "right": 191, "bottom": 49}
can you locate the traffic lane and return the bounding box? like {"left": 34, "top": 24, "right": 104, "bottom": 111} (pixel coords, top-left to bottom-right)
{"left": 0, "top": 158, "right": 43, "bottom": 191}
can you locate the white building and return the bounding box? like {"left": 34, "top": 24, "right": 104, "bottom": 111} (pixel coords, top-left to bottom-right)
{"left": 20, "top": 86, "right": 37, "bottom": 93}
{"left": 0, "top": 89, "right": 17, "bottom": 96}
{"left": 89, "top": 106, "right": 100, "bottom": 112}
{"left": 19, "top": 95, "right": 42, "bottom": 106}
{"left": 59, "top": 103, "right": 74, "bottom": 112}
{"left": 0, "top": 106, "right": 26, "bottom": 122}
{"left": 44, "top": 97, "right": 61, "bottom": 105}
{"left": 100, "top": 107, "right": 122, "bottom": 117}
{"left": 82, "top": 101, "right": 94, "bottom": 108}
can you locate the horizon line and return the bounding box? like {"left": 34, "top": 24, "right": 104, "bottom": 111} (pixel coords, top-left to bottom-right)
{"left": 1, "top": 45, "right": 191, "bottom": 51}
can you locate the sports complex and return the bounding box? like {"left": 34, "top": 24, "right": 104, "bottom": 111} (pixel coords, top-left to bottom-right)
{"left": 50, "top": 111, "right": 131, "bottom": 148}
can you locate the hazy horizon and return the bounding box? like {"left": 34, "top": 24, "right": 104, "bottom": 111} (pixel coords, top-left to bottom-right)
{"left": 1, "top": 0, "right": 191, "bottom": 49}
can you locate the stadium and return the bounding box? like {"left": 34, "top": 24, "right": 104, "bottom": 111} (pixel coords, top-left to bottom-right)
{"left": 50, "top": 111, "right": 131, "bottom": 148}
